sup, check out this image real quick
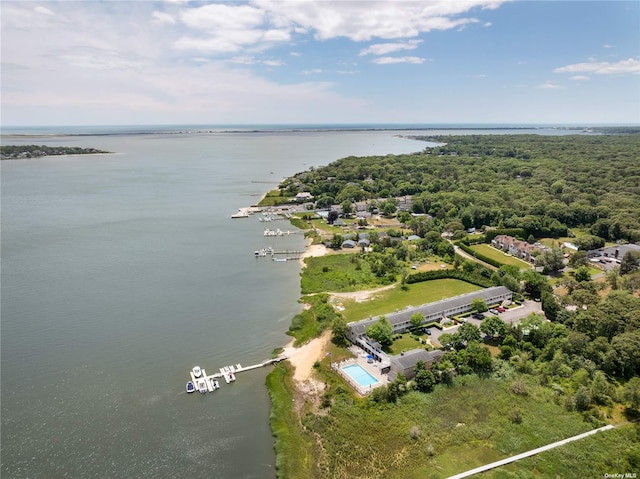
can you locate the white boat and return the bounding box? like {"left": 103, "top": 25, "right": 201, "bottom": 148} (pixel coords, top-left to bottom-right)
{"left": 231, "top": 208, "right": 249, "bottom": 218}
{"left": 210, "top": 378, "right": 220, "bottom": 390}
{"left": 192, "top": 366, "right": 202, "bottom": 378}
{"left": 197, "top": 379, "right": 208, "bottom": 393}
{"left": 186, "top": 381, "right": 195, "bottom": 393}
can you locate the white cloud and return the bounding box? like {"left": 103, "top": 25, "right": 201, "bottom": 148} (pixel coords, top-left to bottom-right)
{"left": 537, "top": 81, "right": 563, "bottom": 89}
{"left": 473, "top": 74, "right": 487, "bottom": 78}
{"left": 151, "top": 11, "right": 176, "bottom": 25}
{"left": 602, "top": 44, "right": 613, "bottom": 49}
{"left": 359, "top": 40, "right": 422, "bottom": 56}
{"left": 290, "top": 52, "right": 301, "bottom": 57}
{"left": 231, "top": 56, "right": 284, "bottom": 66}
{"left": 337, "top": 70, "right": 359, "bottom": 75}
{"left": 180, "top": 4, "right": 264, "bottom": 31}
{"left": 483, "top": 22, "right": 492, "bottom": 27}
{"left": 570, "top": 75, "right": 590, "bottom": 81}
{"left": 554, "top": 58, "right": 640, "bottom": 75}
{"left": 252, "top": 0, "right": 505, "bottom": 41}
{"left": 372, "top": 56, "right": 426, "bottom": 65}
{"left": 34, "top": 6, "right": 55, "bottom": 16}
{"left": 302, "top": 68, "right": 323, "bottom": 75}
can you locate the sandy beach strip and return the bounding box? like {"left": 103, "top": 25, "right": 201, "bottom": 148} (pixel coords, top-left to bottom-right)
{"left": 282, "top": 330, "right": 332, "bottom": 382}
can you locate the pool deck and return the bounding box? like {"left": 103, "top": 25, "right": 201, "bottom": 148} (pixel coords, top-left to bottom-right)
{"left": 332, "top": 347, "right": 389, "bottom": 395}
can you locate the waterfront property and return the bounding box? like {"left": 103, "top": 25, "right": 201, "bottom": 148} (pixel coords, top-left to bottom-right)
{"left": 335, "top": 286, "right": 512, "bottom": 393}
{"left": 346, "top": 286, "right": 513, "bottom": 344}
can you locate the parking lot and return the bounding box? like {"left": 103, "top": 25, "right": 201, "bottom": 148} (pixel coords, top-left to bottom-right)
{"left": 428, "top": 300, "right": 543, "bottom": 346}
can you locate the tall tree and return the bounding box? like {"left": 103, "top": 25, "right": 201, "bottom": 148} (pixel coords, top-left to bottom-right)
{"left": 366, "top": 316, "right": 393, "bottom": 346}
{"left": 620, "top": 251, "right": 640, "bottom": 275}
{"left": 480, "top": 315, "right": 508, "bottom": 339}
{"left": 540, "top": 247, "right": 565, "bottom": 274}
{"left": 410, "top": 312, "right": 425, "bottom": 330}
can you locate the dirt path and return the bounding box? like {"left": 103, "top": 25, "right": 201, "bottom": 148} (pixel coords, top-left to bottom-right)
{"left": 329, "top": 283, "right": 397, "bottom": 303}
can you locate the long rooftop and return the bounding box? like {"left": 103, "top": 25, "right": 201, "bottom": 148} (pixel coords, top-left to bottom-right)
{"left": 348, "top": 286, "right": 512, "bottom": 337}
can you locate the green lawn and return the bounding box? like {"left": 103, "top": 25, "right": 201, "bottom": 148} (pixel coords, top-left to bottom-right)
{"left": 388, "top": 333, "right": 428, "bottom": 355}
{"left": 548, "top": 266, "right": 604, "bottom": 286}
{"left": 470, "top": 244, "right": 533, "bottom": 269}
{"left": 339, "top": 279, "right": 482, "bottom": 322}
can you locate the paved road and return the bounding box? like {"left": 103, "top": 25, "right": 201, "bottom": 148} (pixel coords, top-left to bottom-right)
{"left": 447, "top": 424, "right": 614, "bottom": 479}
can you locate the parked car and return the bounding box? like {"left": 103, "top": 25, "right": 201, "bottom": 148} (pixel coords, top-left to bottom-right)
{"left": 424, "top": 328, "right": 432, "bottom": 335}
{"left": 472, "top": 313, "right": 485, "bottom": 320}
{"left": 489, "top": 308, "right": 499, "bottom": 314}
{"left": 497, "top": 306, "right": 506, "bottom": 313}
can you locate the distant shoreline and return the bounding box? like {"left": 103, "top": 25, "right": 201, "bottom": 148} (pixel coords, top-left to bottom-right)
{"left": 3, "top": 124, "right": 636, "bottom": 138}
{"left": 0, "top": 145, "right": 113, "bottom": 160}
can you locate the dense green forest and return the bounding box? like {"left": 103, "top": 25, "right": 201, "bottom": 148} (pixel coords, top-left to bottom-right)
{"left": 0, "top": 144, "right": 111, "bottom": 159}
{"left": 282, "top": 134, "right": 640, "bottom": 242}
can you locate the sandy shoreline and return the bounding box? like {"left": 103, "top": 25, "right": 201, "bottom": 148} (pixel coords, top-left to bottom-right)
{"left": 299, "top": 241, "right": 328, "bottom": 266}
{"left": 282, "top": 329, "right": 332, "bottom": 383}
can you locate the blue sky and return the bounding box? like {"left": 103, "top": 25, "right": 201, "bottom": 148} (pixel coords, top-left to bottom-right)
{"left": 1, "top": 1, "right": 638, "bottom": 126}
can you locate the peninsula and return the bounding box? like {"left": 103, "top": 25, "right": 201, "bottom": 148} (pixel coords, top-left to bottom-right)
{"left": 0, "top": 144, "right": 111, "bottom": 160}
{"left": 265, "top": 133, "right": 640, "bottom": 478}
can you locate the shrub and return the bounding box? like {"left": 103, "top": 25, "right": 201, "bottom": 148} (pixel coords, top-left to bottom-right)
{"left": 509, "top": 380, "right": 529, "bottom": 396}
{"left": 510, "top": 409, "right": 523, "bottom": 424}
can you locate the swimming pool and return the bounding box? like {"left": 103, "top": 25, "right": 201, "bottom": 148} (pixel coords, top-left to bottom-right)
{"left": 341, "top": 364, "right": 379, "bottom": 388}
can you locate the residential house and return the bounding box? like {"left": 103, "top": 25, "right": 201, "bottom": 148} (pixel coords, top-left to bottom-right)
{"left": 491, "top": 235, "right": 539, "bottom": 263}
{"left": 295, "top": 192, "right": 313, "bottom": 202}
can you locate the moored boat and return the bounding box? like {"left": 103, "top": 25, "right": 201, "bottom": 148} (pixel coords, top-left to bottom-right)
{"left": 186, "top": 381, "right": 195, "bottom": 393}
{"left": 192, "top": 366, "right": 202, "bottom": 378}
{"left": 197, "top": 379, "right": 208, "bottom": 393}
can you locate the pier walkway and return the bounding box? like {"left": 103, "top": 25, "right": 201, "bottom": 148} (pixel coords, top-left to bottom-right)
{"left": 188, "top": 355, "right": 288, "bottom": 393}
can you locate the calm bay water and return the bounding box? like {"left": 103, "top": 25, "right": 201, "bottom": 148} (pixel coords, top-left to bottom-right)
{"left": 1, "top": 129, "right": 431, "bottom": 478}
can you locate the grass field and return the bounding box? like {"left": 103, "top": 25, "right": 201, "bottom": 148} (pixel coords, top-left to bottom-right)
{"left": 303, "top": 373, "right": 596, "bottom": 479}
{"left": 483, "top": 424, "right": 639, "bottom": 478}
{"left": 301, "top": 254, "right": 391, "bottom": 294}
{"left": 338, "top": 279, "right": 482, "bottom": 322}
{"left": 470, "top": 244, "right": 533, "bottom": 269}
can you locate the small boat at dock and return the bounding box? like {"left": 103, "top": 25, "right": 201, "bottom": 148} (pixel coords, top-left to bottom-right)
{"left": 192, "top": 366, "right": 202, "bottom": 378}
{"left": 186, "top": 381, "right": 195, "bottom": 393}
{"left": 196, "top": 379, "right": 208, "bottom": 393}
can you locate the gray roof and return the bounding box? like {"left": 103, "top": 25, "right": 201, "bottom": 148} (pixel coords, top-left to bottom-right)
{"left": 348, "top": 286, "right": 512, "bottom": 337}
{"left": 391, "top": 349, "right": 444, "bottom": 371}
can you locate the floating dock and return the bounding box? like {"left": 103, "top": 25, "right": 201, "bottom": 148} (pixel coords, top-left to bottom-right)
{"left": 188, "top": 356, "right": 288, "bottom": 393}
